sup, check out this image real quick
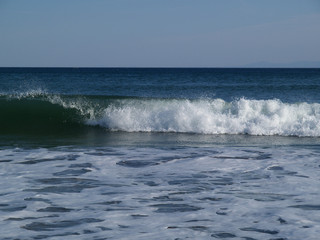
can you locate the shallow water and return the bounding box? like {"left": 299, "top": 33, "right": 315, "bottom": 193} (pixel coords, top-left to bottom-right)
{"left": 1, "top": 145, "right": 319, "bottom": 239}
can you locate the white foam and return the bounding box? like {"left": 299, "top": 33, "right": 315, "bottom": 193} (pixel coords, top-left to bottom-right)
{"left": 87, "top": 98, "right": 320, "bottom": 137}
{"left": 1, "top": 146, "right": 320, "bottom": 239}
{"left": 5, "top": 91, "right": 320, "bottom": 137}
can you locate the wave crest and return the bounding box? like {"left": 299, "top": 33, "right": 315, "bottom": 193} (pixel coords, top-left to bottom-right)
{"left": 87, "top": 98, "right": 320, "bottom": 136}
{"left": 1, "top": 92, "right": 320, "bottom": 137}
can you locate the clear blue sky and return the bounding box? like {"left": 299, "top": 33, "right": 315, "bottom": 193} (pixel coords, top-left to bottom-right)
{"left": 1, "top": 0, "right": 320, "bottom": 67}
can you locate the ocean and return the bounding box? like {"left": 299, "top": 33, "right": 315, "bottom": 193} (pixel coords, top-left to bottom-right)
{"left": 0, "top": 68, "right": 320, "bottom": 239}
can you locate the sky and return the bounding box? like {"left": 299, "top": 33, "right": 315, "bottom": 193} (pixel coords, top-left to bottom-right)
{"left": 0, "top": 0, "right": 320, "bottom": 67}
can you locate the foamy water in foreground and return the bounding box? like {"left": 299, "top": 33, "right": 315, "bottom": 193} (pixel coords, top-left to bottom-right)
{"left": 0, "top": 146, "right": 319, "bottom": 239}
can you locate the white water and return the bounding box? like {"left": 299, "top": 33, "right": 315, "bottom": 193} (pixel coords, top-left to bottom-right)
{"left": 87, "top": 98, "right": 320, "bottom": 137}
{"left": 4, "top": 91, "right": 320, "bottom": 137}
{"left": 0, "top": 146, "right": 320, "bottom": 239}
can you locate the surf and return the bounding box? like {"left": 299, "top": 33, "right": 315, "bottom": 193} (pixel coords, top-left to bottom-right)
{"left": 1, "top": 91, "right": 320, "bottom": 137}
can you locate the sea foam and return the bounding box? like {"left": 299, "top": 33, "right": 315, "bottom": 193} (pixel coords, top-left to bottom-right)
{"left": 87, "top": 98, "right": 320, "bottom": 136}
{"left": 3, "top": 91, "right": 320, "bottom": 137}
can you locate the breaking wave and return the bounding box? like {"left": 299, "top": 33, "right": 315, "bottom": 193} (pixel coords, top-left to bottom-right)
{"left": 1, "top": 91, "right": 320, "bottom": 137}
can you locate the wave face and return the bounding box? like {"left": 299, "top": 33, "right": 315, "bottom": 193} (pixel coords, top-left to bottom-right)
{"left": 1, "top": 92, "right": 320, "bottom": 137}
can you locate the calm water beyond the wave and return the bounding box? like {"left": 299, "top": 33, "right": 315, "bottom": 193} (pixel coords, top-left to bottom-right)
{"left": 1, "top": 68, "right": 320, "bottom": 239}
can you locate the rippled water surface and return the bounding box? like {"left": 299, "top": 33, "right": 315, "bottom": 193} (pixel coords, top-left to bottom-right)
{"left": 1, "top": 145, "right": 319, "bottom": 239}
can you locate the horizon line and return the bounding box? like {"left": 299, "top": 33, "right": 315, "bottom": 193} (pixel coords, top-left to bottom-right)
{"left": 1, "top": 66, "right": 320, "bottom": 69}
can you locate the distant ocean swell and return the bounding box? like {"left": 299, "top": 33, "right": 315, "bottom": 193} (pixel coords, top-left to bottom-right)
{"left": 1, "top": 91, "right": 320, "bottom": 137}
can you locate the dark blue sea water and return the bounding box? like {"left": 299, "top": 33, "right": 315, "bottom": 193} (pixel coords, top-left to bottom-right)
{"left": 1, "top": 68, "right": 320, "bottom": 102}
{"left": 1, "top": 68, "right": 320, "bottom": 239}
